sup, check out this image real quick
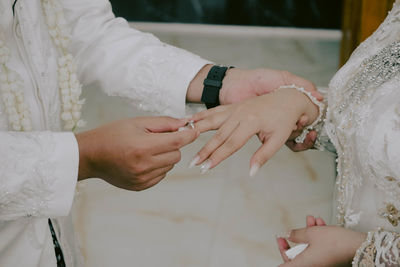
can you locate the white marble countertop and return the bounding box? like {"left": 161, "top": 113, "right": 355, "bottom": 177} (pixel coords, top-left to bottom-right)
{"left": 73, "top": 23, "right": 339, "bottom": 267}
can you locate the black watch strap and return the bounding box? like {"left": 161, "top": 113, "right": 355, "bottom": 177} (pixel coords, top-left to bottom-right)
{"left": 201, "top": 65, "right": 232, "bottom": 109}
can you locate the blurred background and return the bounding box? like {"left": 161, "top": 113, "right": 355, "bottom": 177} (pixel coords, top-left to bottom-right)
{"left": 109, "top": 0, "right": 342, "bottom": 29}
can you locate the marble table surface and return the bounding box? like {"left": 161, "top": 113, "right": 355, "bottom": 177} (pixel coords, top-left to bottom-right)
{"left": 72, "top": 23, "right": 340, "bottom": 267}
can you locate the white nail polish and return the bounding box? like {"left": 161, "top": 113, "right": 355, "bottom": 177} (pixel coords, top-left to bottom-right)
{"left": 285, "top": 244, "right": 309, "bottom": 260}
{"left": 189, "top": 156, "right": 200, "bottom": 168}
{"left": 249, "top": 163, "right": 260, "bottom": 177}
{"left": 200, "top": 160, "right": 211, "bottom": 174}
{"left": 178, "top": 127, "right": 187, "bottom": 132}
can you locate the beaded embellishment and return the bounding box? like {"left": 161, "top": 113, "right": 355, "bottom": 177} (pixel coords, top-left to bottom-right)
{"left": 278, "top": 84, "right": 326, "bottom": 144}
{"left": 338, "top": 41, "right": 400, "bottom": 115}
{"left": 330, "top": 40, "right": 400, "bottom": 226}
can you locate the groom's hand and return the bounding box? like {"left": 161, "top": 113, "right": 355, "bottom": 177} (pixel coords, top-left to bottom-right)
{"left": 187, "top": 65, "right": 322, "bottom": 105}
{"left": 219, "top": 68, "right": 322, "bottom": 106}
{"left": 76, "top": 117, "right": 199, "bottom": 191}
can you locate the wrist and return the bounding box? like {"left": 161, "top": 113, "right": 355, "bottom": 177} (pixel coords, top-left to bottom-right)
{"left": 279, "top": 87, "right": 320, "bottom": 122}
{"left": 348, "top": 231, "right": 368, "bottom": 262}
{"left": 76, "top": 132, "right": 93, "bottom": 181}
{"left": 186, "top": 64, "right": 213, "bottom": 103}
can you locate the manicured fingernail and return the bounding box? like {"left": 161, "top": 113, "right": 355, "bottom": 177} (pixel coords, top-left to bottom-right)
{"left": 249, "top": 163, "right": 260, "bottom": 177}
{"left": 286, "top": 244, "right": 309, "bottom": 260}
{"left": 189, "top": 156, "right": 200, "bottom": 168}
{"left": 200, "top": 160, "right": 211, "bottom": 174}
{"left": 276, "top": 231, "right": 291, "bottom": 239}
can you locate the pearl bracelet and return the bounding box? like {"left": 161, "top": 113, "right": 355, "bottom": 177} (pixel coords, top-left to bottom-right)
{"left": 278, "top": 84, "right": 325, "bottom": 144}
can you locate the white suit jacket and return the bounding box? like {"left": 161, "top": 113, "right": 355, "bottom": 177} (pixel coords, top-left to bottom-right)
{"left": 0, "top": 0, "right": 209, "bottom": 266}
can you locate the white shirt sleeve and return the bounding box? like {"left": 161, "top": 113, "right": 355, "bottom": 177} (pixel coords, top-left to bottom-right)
{"left": 0, "top": 131, "right": 79, "bottom": 221}
{"left": 61, "top": 0, "right": 212, "bottom": 117}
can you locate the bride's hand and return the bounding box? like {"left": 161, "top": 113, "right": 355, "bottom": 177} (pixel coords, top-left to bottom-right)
{"left": 277, "top": 216, "right": 326, "bottom": 262}
{"left": 276, "top": 222, "right": 366, "bottom": 267}
{"left": 190, "top": 87, "right": 319, "bottom": 175}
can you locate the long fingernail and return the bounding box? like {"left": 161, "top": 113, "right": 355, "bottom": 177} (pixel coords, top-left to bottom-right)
{"left": 189, "top": 156, "right": 200, "bottom": 168}
{"left": 200, "top": 160, "right": 211, "bottom": 174}
{"left": 276, "top": 231, "right": 291, "bottom": 239}
{"left": 249, "top": 163, "right": 260, "bottom": 177}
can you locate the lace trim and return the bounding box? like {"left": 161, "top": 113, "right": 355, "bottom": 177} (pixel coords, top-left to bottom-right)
{"left": 353, "top": 228, "right": 400, "bottom": 267}
{"left": 0, "top": 132, "right": 56, "bottom": 220}
{"left": 277, "top": 84, "right": 326, "bottom": 144}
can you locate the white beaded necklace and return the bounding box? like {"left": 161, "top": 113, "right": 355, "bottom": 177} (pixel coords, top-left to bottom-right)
{"left": 0, "top": 0, "right": 85, "bottom": 131}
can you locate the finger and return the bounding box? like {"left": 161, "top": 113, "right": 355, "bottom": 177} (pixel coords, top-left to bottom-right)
{"left": 205, "top": 123, "right": 257, "bottom": 168}
{"left": 138, "top": 174, "right": 168, "bottom": 191}
{"left": 288, "top": 129, "right": 303, "bottom": 140}
{"left": 151, "top": 150, "right": 182, "bottom": 168}
{"left": 306, "top": 216, "right": 316, "bottom": 227}
{"left": 277, "top": 238, "right": 291, "bottom": 263}
{"left": 190, "top": 105, "right": 230, "bottom": 122}
{"left": 144, "top": 116, "right": 187, "bottom": 133}
{"left": 286, "top": 140, "right": 308, "bottom": 152}
{"left": 288, "top": 228, "right": 309, "bottom": 244}
{"left": 139, "top": 165, "right": 174, "bottom": 182}
{"left": 297, "top": 115, "right": 309, "bottom": 130}
{"left": 286, "top": 131, "right": 317, "bottom": 152}
{"left": 250, "top": 132, "right": 288, "bottom": 170}
{"left": 316, "top": 217, "right": 326, "bottom": 226}
{"left": 196, "top": 119, "right": 240, "bottom": 164}
{"left": 151, "top": 128, "right": 200, "bottom": 153}
{"left": 194, "top": 110, "right": 233, "bottom": 133}
{"left": 311, "top": 91, "right": 324, "bottom": 102}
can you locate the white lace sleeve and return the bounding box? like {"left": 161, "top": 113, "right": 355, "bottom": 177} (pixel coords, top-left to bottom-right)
{"left": 0, "top": 131, "right": 79, "bottom": 221}
{"left": 353, "top": 228, "right": 400, "bottom": 267}
{"left": 60, "top": 0, "right": 212, "bottom": 118}
{"left": 312, "top": 87, "right": 336, "bottom": 154}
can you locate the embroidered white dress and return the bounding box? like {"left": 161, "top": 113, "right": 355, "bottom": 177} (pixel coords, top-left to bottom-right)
{"left": 0, "top": 0, "right": 209, "bottom": 266}
{"left": 318, "top": 1, "right": 400, "bottom": 265}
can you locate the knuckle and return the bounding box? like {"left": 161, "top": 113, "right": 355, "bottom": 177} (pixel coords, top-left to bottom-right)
{"left": 166, "top": 165, "right": 174, "bottom": 172}
{"left": 174, "top": 151, "right": 182, "bottom": 163}
{"left": 130, "top": 163, "right": 147, "bottom": 174}
{"left": 246, "top": 114, "right": 259, "bottom": 124}
{"left": 208, "top": 115, "right": 220, "bottom": 126}
{"left": 225, "top": 138, "right": 237, "bottom": 150}
{"left": 213, "top": 131, "right": 225, "bottom": 143}
{"left": 132, "top": 174, "right": 148, "bottom": 185}
{"left": 171, "top": 139, "right": 182, "bottom": 148}
{"left": 199, "top": 146, "right": 212, "bottom": 158}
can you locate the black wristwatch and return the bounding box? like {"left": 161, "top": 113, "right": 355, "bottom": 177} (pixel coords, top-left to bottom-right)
{"left": 201, "top": 65, "right": 233, "bottom": 109}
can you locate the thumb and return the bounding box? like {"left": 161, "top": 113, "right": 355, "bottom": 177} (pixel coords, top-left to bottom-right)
{"left": 288, "top": 228, "right": 309, "bottom": 244}
{"left": 144, "top": 116, "right": 187, "bottom": 133}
